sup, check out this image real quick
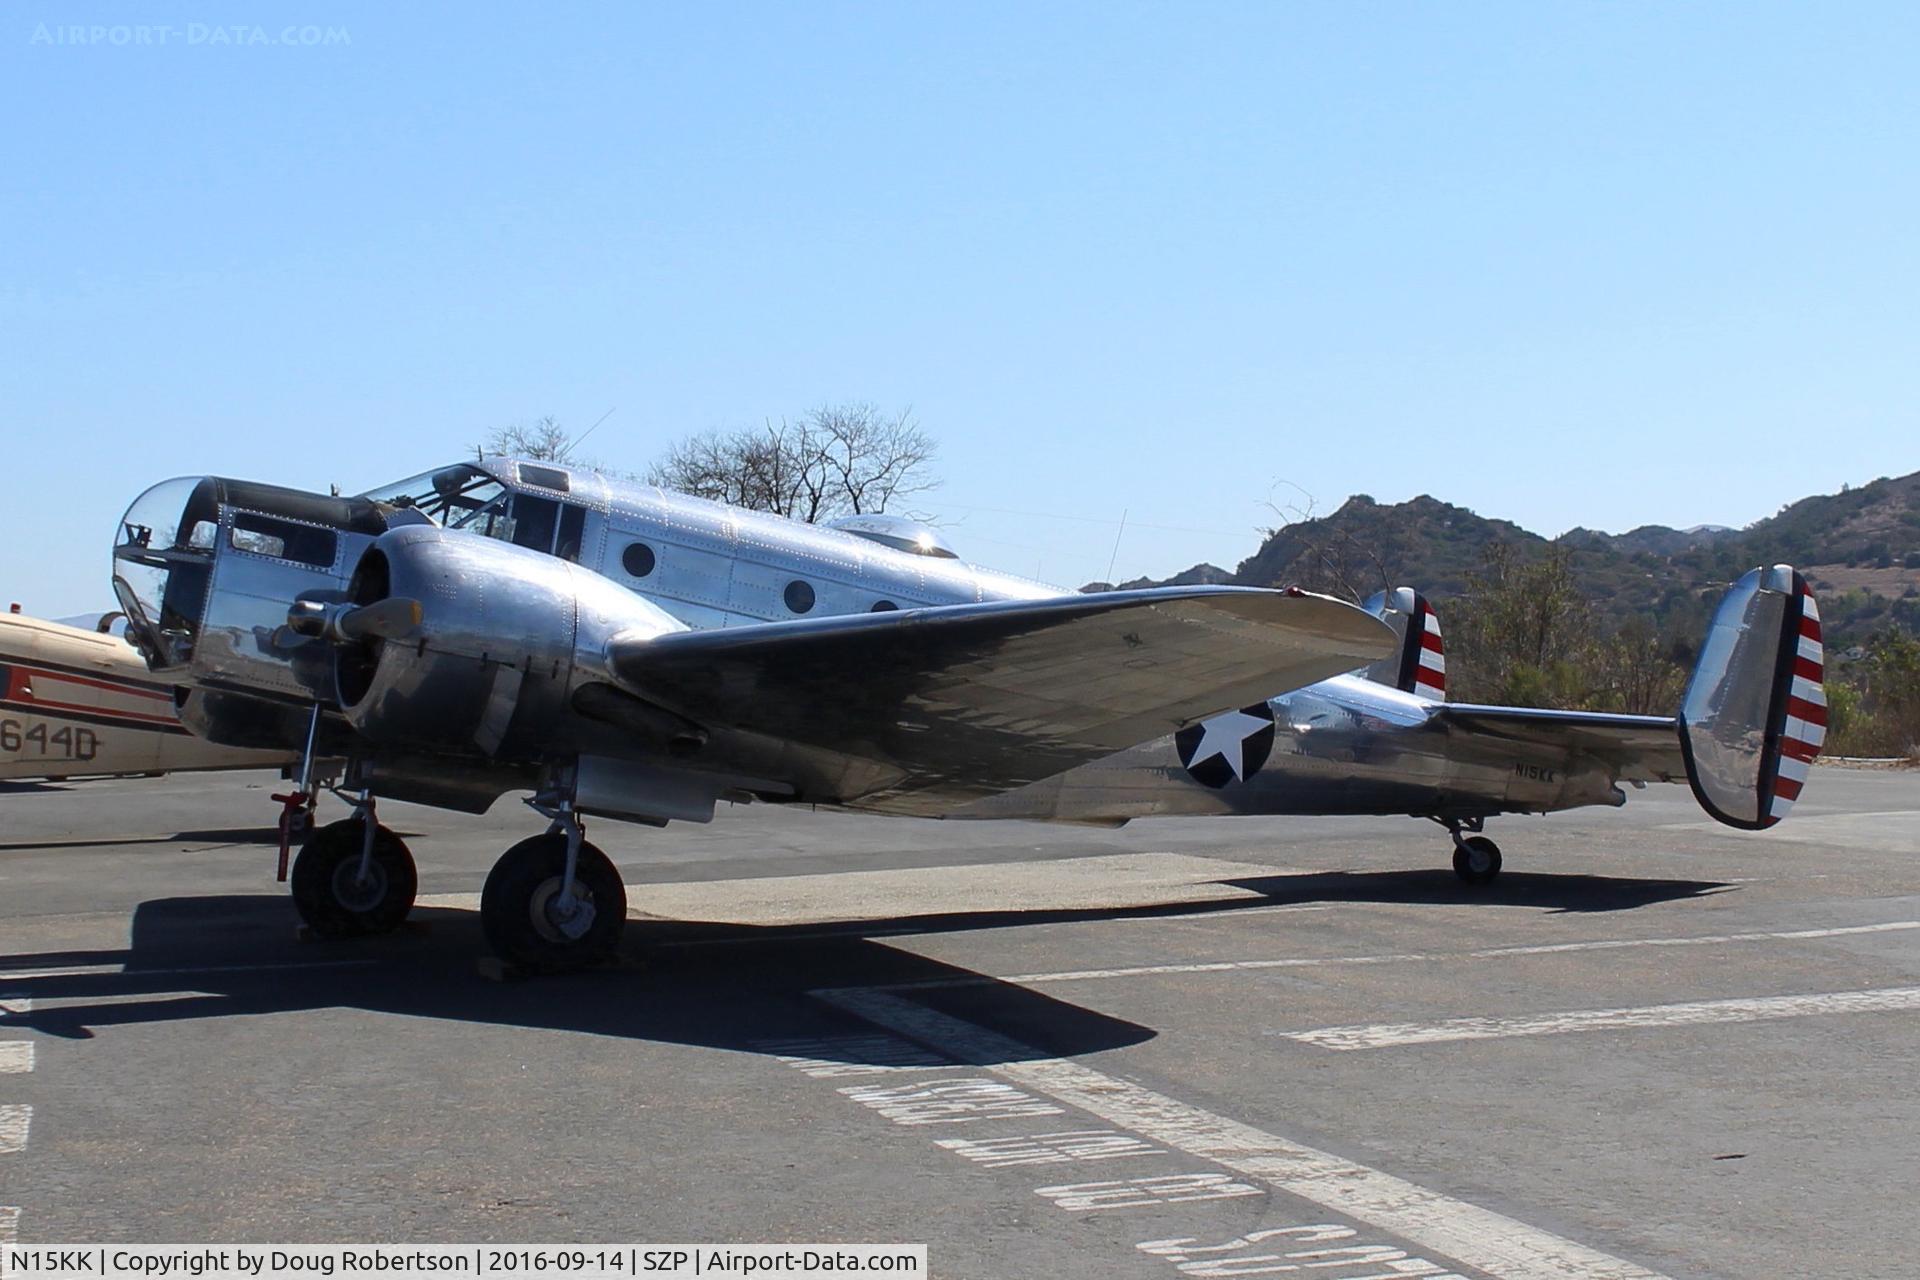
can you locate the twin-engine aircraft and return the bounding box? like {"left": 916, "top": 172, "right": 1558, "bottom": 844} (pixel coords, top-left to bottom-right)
{"left": 109, "top": 459, "right": 1824, "bottom": 971}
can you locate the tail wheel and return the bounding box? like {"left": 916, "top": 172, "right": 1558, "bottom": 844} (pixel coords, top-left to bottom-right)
{"left": 291, "top": 818, "right": 417, "bottom": 937}
{"left": 1452, "top": 835, "right": 1502, "bottom": 885}
{"left": 481, "top": 833, "right": 626, "bottom": 973}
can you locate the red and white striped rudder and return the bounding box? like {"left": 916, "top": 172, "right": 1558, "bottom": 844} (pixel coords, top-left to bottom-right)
{"left": 1679, "top": 566, "right": 1824, "bottom": 831}
{"left": 1769, "top": 578, "right": 1825, "bottom": 823}
{"left": 1358, "top": 587, "right": 1446, "bottom": 701}
{"left": 1410, "top": 595, "right": 1446, "bottom": 701}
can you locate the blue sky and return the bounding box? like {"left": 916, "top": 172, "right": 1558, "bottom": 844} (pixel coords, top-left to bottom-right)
{"left": 4, "top": 2, "right": 1916, "bottom": 613}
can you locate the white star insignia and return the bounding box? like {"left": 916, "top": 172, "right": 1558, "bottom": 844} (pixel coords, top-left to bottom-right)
{"left": 1189, "top": 708, "right": 1272, "bottom": 781}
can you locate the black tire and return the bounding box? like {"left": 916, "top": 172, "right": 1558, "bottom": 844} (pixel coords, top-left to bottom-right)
{"left": 1452, "top": 835, "right": 1502, "bottom": 885}
{"left": 291, "top": 818, "right": 418, "bottom": 937}
{"left": 480, "top": 833, "right": 626, "bottom": 973}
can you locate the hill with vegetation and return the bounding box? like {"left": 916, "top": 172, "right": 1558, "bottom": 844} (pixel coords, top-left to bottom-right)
{"left": 1198, "top": 470, "right": 1920, "bottom": 648}
{"left": 1102, "top": 469, "right": 1920, "bottom": 753}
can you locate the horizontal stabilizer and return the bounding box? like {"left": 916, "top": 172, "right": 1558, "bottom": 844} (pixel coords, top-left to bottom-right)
{"left": 605, "top": 586, "right": 1395, "bottom": 811}
{"left": 1434, "top": 704, "right": 1684, "bottom": 783}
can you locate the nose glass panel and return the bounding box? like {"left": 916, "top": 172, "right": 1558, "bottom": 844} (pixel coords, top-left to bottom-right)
{"left": 112, "top": 476, "right": 218, "bottom": 670}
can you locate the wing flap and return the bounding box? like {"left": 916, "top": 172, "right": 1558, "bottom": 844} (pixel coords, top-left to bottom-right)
{"left": 603, "top": 587, "right": 1394, "bottom": 810}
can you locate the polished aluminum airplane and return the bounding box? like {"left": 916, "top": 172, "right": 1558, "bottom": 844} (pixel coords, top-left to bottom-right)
{"left": 109, "top": 458, "right": 1824, "bottom": 970}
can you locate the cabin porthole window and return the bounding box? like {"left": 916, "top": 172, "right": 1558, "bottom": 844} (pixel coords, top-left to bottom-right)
{"left": 871, "top": 600, "right": 898, "bottom": 612}
{"left": 784, "top": 580, "right": 816, "bottom": 614}
{"left": 622, "top": 542, "right": 656, "bottom": 578}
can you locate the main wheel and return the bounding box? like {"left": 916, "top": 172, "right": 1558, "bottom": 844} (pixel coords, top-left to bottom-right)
{"left": 291, "top": 818, "right": 418, "bottom": 937}
{"left": 1452, "top": 835, "right": 1502, "bottom": 885}
{"left": 480, "top": 833, "right": 626, "bottom": 973}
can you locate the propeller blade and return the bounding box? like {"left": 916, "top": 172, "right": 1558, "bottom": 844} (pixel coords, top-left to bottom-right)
{"left": 337, "top": 597, "right": 423, "bottom": 642}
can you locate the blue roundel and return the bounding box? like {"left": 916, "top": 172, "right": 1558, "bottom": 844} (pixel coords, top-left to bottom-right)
{"left": 1174, "top": 703, "right": 1276, "bottom": 788}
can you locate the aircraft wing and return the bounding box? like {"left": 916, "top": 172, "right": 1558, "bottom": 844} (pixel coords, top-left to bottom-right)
{"left": 1435, "top": 704, "right": 1685, "bottom": 783}
{"left": 602, "top": 586, "right": 1394, "bottom": 812}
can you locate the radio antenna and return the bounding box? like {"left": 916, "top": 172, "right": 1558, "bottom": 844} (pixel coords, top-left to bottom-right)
{"left": 560, "top": 407, "right": 617, "bottom": 461}
{"left": 1103, "top": 508, "right": 1129, "bottom": 587}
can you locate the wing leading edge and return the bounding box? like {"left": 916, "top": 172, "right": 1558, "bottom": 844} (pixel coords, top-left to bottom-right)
{"left": 600, "top": 586, "right": 1395, "bottom": 813}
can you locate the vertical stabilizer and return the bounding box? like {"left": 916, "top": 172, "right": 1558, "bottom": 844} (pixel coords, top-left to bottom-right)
{"left": 1359, "top": 587, "right": 1446, "bottom": 700}
{"left": 1679, "top": 565, "right": 1825, "bottom": 829}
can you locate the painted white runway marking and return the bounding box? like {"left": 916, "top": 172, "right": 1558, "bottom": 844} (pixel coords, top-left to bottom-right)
{"left": 0, "top": 1105, "right": 29, "bottom": 1155}
{"left": 838, "top": 1076, "right": 1064, "bottom": 1125}
{"left": 0, "top": 1044, "right": 31, "bottom": 1074}
{"left": 877, "top": 921, "right": 1920, "bottom": 991}
{"left": 1139, "top": 1226, "right": 1465, "bottom": 1280}
{"left": 1286, "top": 985, "right": 1920, "bottom": 1051}
{"left": 934, "top": 1129, "right": 1162, "bottom": 1168}
{"left": 1036, "top": 1172, "right": 1263, "bottom": 1212}
{"left": 819, "top": 987, "right": 1667, "bottom": 1280}
{"left": 0, "top": 959, "right": 378, "bottom": 982}
{"left": 755, "top": 1033, "right": 954, "bottom": 1077}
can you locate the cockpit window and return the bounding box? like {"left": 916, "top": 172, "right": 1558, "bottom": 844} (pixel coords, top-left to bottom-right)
{"left": 228, "top": 512, "right": 338, "bottom": 568}
{"left": 518, "top": 463, "right": 572, "bottom": 493}
{"left": 360, "top": 464, "right": 508, "bottom": 528}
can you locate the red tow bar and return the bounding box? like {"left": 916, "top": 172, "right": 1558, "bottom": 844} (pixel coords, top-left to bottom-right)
{"left": 270, "top": 791, "right": 314, "bottom": 881}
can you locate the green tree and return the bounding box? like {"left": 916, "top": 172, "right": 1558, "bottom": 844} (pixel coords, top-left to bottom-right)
{"left": 1864, "top": 629, "right": 1920, "bottom": 753}
{"left": 1448, "top": 544, "right": 1597, "bottom": 707}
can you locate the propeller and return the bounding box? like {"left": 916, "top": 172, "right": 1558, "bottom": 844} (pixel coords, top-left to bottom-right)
{"left": 286, "top": 597, "right": 423, "bottom": 644}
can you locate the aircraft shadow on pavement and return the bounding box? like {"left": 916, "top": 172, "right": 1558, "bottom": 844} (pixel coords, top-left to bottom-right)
{"left": 0, "top": 866, "right": 1726, "bottom": 1060}
{"left": 0, "top": 829, "right": 283, "bottom": 853}
{"left": 1220, "top": 868, "right": 1732, "bottom": 914}
{"left": 0, "top": 895, "right": 1153, "bottom": 1066}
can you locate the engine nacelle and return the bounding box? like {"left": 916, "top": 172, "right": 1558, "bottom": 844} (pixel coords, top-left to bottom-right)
{"left": 331, "top": 525, "right": 685, "bottom": 759}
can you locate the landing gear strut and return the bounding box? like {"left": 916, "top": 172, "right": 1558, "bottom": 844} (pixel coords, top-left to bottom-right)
{"left": 1434, "top": 816, "right": 1502, "bottom": 885}
{"left": 480, "top": 796, "right": 626, "bottom": 973}
{"left": 291, "top": 791, "right": 418, "bottom": 937}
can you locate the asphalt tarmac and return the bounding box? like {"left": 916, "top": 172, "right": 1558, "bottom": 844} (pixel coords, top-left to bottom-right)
{"left": 2, "top": 766, "right": 1918, "bottom": 1279}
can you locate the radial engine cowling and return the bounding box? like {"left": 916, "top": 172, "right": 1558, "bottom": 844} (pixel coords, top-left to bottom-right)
{"left": 329, "top": 525, "right": 684, "bottom": 758}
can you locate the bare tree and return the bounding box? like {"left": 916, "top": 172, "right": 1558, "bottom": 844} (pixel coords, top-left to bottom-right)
{"left": 481, "top": 415, "right": 573, "bottom": 462}
{"left": 807, "top": 403, "right": 938, "bottom": 516}
{"left": 648, "top": 422, "right": 814, "bottom": 515}
{"left": 1254, "top": 482, "right": 1392, "bottom": 601}
{"left": 647, "top": 403, "right": 937, "bottom": 523}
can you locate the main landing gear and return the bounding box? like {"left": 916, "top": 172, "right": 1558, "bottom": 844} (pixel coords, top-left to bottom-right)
{"left": 480, "top": 796, "right": 626, "bottom": 973}
{"left": 274, "top": 717, "right": 622, "bottom": 971}
{"left": 1433, "top": 816, "right": 1502, "bottom": 885}
{"left": 290, "top": 791, "right": 419, "bottom": 937}
{"left": 278, "top": 705, "right": 419, "bottom": 939}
